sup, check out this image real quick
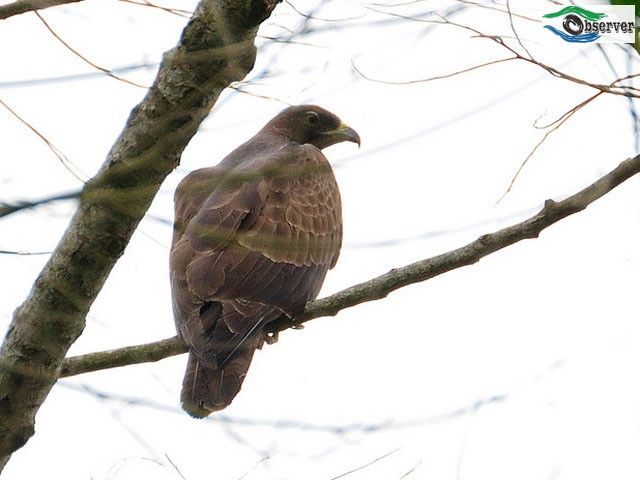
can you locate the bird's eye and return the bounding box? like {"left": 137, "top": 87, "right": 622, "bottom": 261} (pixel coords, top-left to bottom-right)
{"left": 305, "top": 111, "right": 320, "bottom": 125}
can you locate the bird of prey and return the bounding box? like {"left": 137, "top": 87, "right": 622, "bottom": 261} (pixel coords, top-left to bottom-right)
{"left": 170, "top": 105, "right": 360, "bottom": 417}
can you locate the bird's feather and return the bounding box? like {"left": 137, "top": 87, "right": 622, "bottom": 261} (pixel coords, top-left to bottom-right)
{"left": 170, "top": 111, "right": 344, "bottom": 416}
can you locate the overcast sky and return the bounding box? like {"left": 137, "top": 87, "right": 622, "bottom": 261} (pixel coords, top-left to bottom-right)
{"left": 1, "top": 0, "right": 640, "bottom": 479}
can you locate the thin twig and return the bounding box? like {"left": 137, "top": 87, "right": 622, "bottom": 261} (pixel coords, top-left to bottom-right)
{"left": 0, "top": 97, "right": 86, "bottom": 182}
{"left": 329, "top": 448, "right": 401, "bottom": 480}
{"left": 118, "top": 0, "right": 192, "bottom": 17}
{"left": 457, "top": 0, "right": 539, "bottom": 22}
{"left": 283, "top": 0, "right": 363, "bottom": 22}
{"left": 34, "top": 11, "right": 148, "bottom": 89}
{"left": 58, "top": 380, "right": 508, "bottom": 432}
{"left": 496, "top": 91, "right": 603, "bottom": 204}
{"left": 436, "top": 13, "right": 640, "bottom": 98}
{"left": 505, "top": 0, "right": 533, "bottom": 59}
{"left": 398, "top": 462, "right": 422, "bottom": 479}
{"left": 164, "top": 455, "right": 187, "bottom": 480}
{"left": 352, "top": 56, "right": 517, "bottom": 85}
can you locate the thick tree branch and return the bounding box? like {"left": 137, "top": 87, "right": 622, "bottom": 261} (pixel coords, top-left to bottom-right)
{"left": 60, "top": 154, "right": 640, "bottom": 378}
{"left": 0, "top": 0, "right": 280, "bottom": 471}
{"left": 0, "top": 0, "right": 82, "bottom": 20}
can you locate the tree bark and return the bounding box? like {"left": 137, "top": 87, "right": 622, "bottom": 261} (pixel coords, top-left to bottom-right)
{"left": 0, "top": 0, "right": 280, "bottom": 471}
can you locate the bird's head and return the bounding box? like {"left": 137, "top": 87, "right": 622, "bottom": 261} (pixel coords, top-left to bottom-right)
{"left": 266, "top": 105, "right": 361, "bottom": 150}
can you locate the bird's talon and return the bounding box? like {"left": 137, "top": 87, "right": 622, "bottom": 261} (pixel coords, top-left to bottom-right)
{"left": 266, "top": 332, "right": 279, "bottom": 344}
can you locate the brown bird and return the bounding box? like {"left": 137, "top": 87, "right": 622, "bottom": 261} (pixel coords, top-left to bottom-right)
{"left": 170, "top": 105, "right": 360, "bottom": 417}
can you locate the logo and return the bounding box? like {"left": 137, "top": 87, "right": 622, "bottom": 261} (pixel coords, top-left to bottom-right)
{"left": 543, "top": 5, "right": 635, "bottom": 43}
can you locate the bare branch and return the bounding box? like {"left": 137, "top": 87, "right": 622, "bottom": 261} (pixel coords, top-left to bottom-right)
{"left": 352, "top": 56, "right": 517, "bottom": 85}
{"left": 456, "top": 0, "right": 539, "bottom": 22}
{"left": 0, "top": 190, "right": 80, "bottom": 219}
{"left": 329, "top": 448, "right": 401, "bottom": 480}
{"left": 0, "top": 0, "right": 192, "bottom": 19}
{"left": 496, "top": 91, "right": 604, "bottom": 204}
{"left": 505, "top": 0, "right": 533, "bottom": 60}
{"left": 283, "top": 0, "right": 363, "bottom": 22}
{"left": 398, "top": 462, "right": 423, "bottom": 479}
{"left": 436, "top": 13, "right": 640, "bottom": 98}
{"left": 60, "top": 378, "right": 508, "bottom": 432}
{"left": 60, "top": 154, "right": 640, "bottom": 377}
{"left": 118, "top": 0, "right": 192, "bottom": 17}
{"left": 0, "top": 0, "right": 82, "bottom": 20}
{"left": 34, "top": 11, "right": 148, "bottom": 89}
{"left": 0, "top": 97, "right": 87, "bottom": 182}
{"left": 0, "top": 250, "right": 51, "bottom": 256}
{"left": 61, "top": 337, "right": 186, "bottom": 377}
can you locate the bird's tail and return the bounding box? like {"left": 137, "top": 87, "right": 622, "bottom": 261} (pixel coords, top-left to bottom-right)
{"left": 181, "top": 347, "right": 257, "bottom": 418}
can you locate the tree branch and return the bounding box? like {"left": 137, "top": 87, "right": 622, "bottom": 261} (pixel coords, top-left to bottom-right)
{"left": 61, "top": 336, "right": 186, "bottom": 377}
{"left": 60, "top": 154, "right": 640, "bottom": 378}
{"left": 0, "top": 0, "right": 82, "bottom": 21}
{"left": 0, "top": 0, "right": 281, "bottom": 471}
{"left": 0, "top": 190, "right": 80, "bottom": 219}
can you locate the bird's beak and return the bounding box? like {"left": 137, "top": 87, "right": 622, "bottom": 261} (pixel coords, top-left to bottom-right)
{"left": 325, "top": 122, "right": 361, "bottom": 148}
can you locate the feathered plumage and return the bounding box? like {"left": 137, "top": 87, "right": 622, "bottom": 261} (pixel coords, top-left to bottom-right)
{"left": 170, "top": 105, "right": 359, "bottom": 417}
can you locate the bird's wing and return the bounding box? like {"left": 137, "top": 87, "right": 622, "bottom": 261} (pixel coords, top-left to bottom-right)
{"left": 236, "top": 146, "right": 342, "bottom": 268}
{"left": 171, "top": 166, "right": 224, "bottom": 246}
{"left": 170, "top": 144, "right": 342, "bottom": 367}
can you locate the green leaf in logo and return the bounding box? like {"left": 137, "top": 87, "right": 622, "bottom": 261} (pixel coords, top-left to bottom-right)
{"left": 543, "top": 6, "right": 607, "bottom": 21}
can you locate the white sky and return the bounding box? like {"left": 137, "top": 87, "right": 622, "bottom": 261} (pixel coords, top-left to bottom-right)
{"left": 1, "top": 0, "right": 640, "bottom": 479}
